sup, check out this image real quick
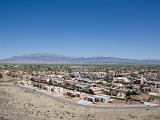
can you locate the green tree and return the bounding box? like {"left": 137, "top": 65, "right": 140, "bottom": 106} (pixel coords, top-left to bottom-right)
{"left": 126, "top": 90, "right": 137, "bottom": 96}
{"left": 138, "top": 71, "right": 145, "bottom": 75}
{"left": 48, "top": 79, "right": 53, "bottom": 85}
{"left": 126, "top": 90, "right": 132, "bottom": 97}
{"left": 130, "top": 73, "right": 138, "bottom": 78}
{"left": 105, "top": 68, "right": 109, "bottom": 73}
{"left": 68, "top": 68, "right": 72, "bottom": 73}
{"left": 0, "top": 73, "right": 3, "bottom": 78}
{"left": 140, "top": 84, "right": 144, "bottom": 92}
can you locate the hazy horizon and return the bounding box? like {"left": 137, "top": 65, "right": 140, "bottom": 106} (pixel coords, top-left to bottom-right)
{"left": 1, "top": 52, "right": 160, "bottom": 61}
{"left": 0, "top": 0, "right": 160, "bottom": 59}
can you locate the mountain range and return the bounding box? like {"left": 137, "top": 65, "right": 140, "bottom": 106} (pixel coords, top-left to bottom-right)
{"left": 0, "top": 53, "right": 160, "bottom": 64}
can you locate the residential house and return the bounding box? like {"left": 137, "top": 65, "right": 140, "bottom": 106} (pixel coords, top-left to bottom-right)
{"left": 51, "top": 86, "right": 63, "bottom": 93}
{"left": 84, "top": 94, "right": 110, "bottom": 103}
{"left": 61, "top": 79, "right": 78, "bottom": 90}
{"left": 146, "top": 73, "right": 158, "bottom": 81}
{"left": 64, "top": 91, "right": 81, "bottom": 98}
{"left": 131, "top": 95, "right": 152, "bottom": 102}
{"left": 134, "top": 76, "right": 146, "bottom": 84}
{"left": 75, "top": 82, "right": 90, "bottom": 92}
{"left": 113, "top": 77, "right": 130, "bottom": 83}
{"left": 89, "top": 86, "right": 105, "bottom": 95}
{"left": 107, "top": 70, "right": 115, "bottom": 80}
{"left": 17, "top": 80, "right": 32, "bottom": 86}
{"left": 148, "top": 92, "right": 160, "bottom": 99}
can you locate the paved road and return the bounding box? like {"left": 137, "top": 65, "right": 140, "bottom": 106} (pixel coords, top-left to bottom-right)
{"left": 21, "top": 85, "right": 160, "bottom": 109}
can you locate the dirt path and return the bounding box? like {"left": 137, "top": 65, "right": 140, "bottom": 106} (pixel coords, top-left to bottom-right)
{"left": 0, "top": 79, "right": 160, "bottom": 120}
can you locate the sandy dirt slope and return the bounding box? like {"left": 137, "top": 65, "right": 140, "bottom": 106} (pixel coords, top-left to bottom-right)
{"left": 0, "top": 79, "right": 160, "bottom": 120}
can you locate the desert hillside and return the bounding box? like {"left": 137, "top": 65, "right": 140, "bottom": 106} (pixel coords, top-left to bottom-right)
{"left": 0, "top": 79, "right": 160, "bottom": 120}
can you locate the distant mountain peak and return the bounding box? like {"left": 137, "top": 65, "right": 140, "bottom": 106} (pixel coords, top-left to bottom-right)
{"left": 0, "top": 53, "right": 160, "bottom": 64}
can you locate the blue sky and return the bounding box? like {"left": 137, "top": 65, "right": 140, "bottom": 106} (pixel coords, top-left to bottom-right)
{"left": 0, "top": 0, "right": 160, "bottom": 59}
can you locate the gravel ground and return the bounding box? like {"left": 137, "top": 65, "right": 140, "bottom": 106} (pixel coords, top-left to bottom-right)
{"left": 0, "top": 79, "right": 160, "bottom": 120}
